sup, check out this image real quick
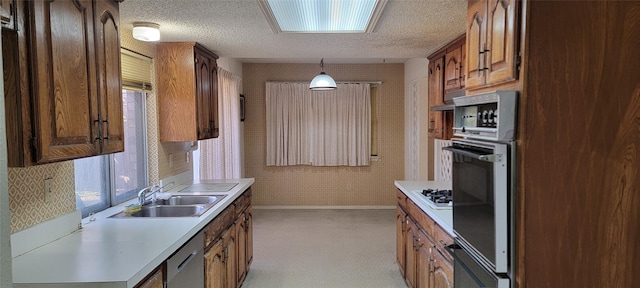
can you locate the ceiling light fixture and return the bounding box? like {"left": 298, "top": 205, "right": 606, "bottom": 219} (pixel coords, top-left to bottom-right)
{"left": 132, "top": 22, "right": 160, "bottom": 42}
{"left": 258, "top": 0, "right": 388, "bottom": 34}
{"left": 309, "top": 59, "right": 337, "bottom": 91}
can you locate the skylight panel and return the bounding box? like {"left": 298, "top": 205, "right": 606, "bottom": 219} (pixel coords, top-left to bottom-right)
{"left": 259, "top": 0, "right": 387, "bottom": 33}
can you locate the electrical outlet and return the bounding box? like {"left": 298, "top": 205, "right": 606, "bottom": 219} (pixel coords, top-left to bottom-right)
{"left": 186, "top": 152, "right": 190, "bottom": 163}
{"left": 169, "top": 153, "right": 173, "bottom": 167}
{"left": 346, "top": 183, "right": 352, "bottom": 191}
{"left": 44, "top": 178, "right": 53, "bottom": 203}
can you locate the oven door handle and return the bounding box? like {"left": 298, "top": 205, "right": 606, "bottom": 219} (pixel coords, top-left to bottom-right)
{"left": 443, "top": 146, "right": 500, "bottom": 162}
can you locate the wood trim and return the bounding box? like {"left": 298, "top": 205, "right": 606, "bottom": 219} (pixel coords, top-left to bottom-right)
{"left": 427, "top": 33, "right": 465, "bottom": 61}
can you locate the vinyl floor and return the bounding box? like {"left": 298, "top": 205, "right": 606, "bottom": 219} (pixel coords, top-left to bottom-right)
{"left": 241, "top": 209, "right": 407, "bottom": 288}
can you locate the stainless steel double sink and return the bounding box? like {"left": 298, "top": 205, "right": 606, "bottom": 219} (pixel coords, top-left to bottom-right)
{"left": 111, "top": 195, "right": 226, "bottom": 218}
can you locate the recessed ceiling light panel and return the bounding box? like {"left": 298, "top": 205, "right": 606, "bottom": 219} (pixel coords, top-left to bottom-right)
{"left": 258, "top": 0, "right": 387, "bottom": 33}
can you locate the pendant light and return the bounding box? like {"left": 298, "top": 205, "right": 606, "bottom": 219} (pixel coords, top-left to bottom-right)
{"left": 309, "top": 58, "right": 337, "bottom": 90}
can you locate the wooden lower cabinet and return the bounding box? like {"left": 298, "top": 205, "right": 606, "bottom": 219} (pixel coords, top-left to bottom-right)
{"left": 404, "top": 217, "right": 418, "bottom": 288}
{"left": 416, "top": 230, "right": 434, "bottom": 288}
{"left": 430, "top": 248, "right": 454, "bottom": 288}
{"left": 204, "top": 188, "right": 253, "bottom": 288}
{"left": 396, "top": 207, "right": 407, "bottom": 276}
{"left": 205, "top": 238, "right": 226, "bottom": 288}
{"left": 236, "top": 205, "right": 254, "bottom": 285}
{"left": 397, "top": 190, "right": 454, "bottom": 288}
{"left": 205, "top": 223, "right": 236, "bottom": 288}
{"left": 134, "top": 265, "right": 164, "bottom": 288}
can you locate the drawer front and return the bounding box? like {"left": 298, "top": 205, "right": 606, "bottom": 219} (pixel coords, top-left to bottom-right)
{"left": 204, "top": 205, "right": 235, "bottom": 248}
{"left": 434, "top": 224, "right": 454, "bottom": 263}
{"left": 234, "top": 189, "right": 252, "bottom": 217}
{"left": 407, "top": 200, "right": 435, "bottom": 240}
{"left": 396, "top": 189, "right": 407, "bottom": 210}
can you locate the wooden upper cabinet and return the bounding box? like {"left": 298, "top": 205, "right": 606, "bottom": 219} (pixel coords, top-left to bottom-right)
{"left": 466, "top": 0, "right": 487, "bottom": 89}
{"left": 30, "top": 0, "right": 99, "bottom": 163}
{"left": 486, "top": 0, "right": 518, "bottom": 85}
{"left": 444, "top": 36, "right": 466, "bottom": 93}
{"left": 4, "top": 0, "right": 124, "bottom": 166}
{"left": 465, "top": 0, "right": 519, "bottom": 90}
{"left": 428, "top": 57, "right": 445, "bottom": 139}
{"left": 95, "top": 0, "right": 124, "bottom": 154}
{"left": 157, "top": 42, "right": 219, "bottom": 142}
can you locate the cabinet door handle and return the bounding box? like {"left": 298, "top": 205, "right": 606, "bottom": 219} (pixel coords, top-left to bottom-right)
{"left": 101, "top": 119, "right": 109, "bottom": 141}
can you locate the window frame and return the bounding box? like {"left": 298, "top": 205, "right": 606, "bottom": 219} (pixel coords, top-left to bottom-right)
{"left": 75, "top": 89, "right": 149, "bottom": 218}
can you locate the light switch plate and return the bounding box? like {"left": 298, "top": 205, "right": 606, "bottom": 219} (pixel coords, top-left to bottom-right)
{"left": 44, "top": 178, "right": 53, "bottom": 203}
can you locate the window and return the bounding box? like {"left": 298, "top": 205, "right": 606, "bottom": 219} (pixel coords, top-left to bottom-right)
{"left": 75, "top": 89, "right": 148, "bottom": 217}
{"left": 266, "top": 82, "right": 373, "bottom": 166}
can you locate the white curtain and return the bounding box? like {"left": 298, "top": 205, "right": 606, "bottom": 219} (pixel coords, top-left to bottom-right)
{"left": 200, "top": 68, "right": 242, "bottom": 179}
{"left": 266, "top": 82, "right": 371, "bottom": 167}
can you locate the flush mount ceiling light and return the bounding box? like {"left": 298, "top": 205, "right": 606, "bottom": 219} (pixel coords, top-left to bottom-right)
{"left": 132, "top": 22, "right": 160, "bottom": 42}
{"left": 309, "top": 58, "right": 337, "bottom": 91}
{"left": 258, "top": 0, "right": 388, "bottom": 33}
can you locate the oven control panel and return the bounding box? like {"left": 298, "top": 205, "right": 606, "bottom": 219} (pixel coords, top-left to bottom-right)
{"left": 453, "top": 90, "right": 517, "bottom": 141}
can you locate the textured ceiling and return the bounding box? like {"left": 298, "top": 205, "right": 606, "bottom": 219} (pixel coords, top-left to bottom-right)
{"left": 120, "top": 0, "right": 467, "bottom": 63}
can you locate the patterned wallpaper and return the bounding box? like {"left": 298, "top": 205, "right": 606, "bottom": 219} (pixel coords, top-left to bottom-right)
{"left": 243, "top": 63, "right": 405, "bottom": 206}
{"left": 8, "top": 163, "right": 75, "bottom": 233}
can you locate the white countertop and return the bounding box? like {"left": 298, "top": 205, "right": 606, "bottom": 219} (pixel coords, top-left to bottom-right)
{"left": 12, "top": 178, "right": 254, "bottom": 288}
{"left": 394, "top": 180, "right": 453, "bottom": 235}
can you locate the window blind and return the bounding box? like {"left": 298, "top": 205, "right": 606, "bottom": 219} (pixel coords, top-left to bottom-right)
{"left": 121, "top": 48, "right": 153, "bottom": 91}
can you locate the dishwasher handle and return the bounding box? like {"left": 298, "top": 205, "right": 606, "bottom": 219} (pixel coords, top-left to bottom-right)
{"left": 176, "top": 250, "right": 197, "bottom": 272}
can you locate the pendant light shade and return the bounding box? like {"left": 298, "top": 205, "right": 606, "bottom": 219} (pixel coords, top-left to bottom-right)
{"left": 310, "top": 59, "right": 337, "bottom": 90}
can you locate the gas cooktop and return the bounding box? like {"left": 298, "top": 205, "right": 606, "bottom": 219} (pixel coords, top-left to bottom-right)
{"left": 414, "top": 189, "right": 453, "bottom": 210}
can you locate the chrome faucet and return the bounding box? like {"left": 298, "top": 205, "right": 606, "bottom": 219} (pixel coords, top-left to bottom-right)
{"left": 137, "top": 184, "right": 160, "bottom": 206}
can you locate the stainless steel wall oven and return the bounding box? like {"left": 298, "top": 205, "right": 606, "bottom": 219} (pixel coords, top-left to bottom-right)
{"left": 444, "top": 90, "right": 517, "bottom": 288}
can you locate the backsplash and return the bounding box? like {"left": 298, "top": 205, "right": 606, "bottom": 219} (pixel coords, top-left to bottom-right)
{"left": 8, "top": 162, "right": 75, "bottom": 233}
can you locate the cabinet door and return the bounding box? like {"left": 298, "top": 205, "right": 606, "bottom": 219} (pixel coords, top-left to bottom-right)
{"left": 430, "top": 248, "right": 454, "bottom": 288}
{"left": 404, "top": 218, "right": 418, "bottom": 288}
{"left": 209, "top": 61, "right": 219, "bottom": 138}
{"left": 195, "top": 51, "right": 214, "bottom": 139}
{"left": 416, "top": 230, "right": 434, "bottom": 288}
{"left": 223, "top": 224, "right": 237, "bottom": 288}
{"left": 94, "top": 0, "right": 124, "bottom": 154}
{"left": 29, "top": 0, "right": 100, "bottom": 163}
{"left": 428, "top": 57, "right": 444, "bottom": 139}
{"left": 245, "top": 206, "right": 253, "bottom": 269}
{"left": 465, "top": 0, "right": 487, "bottom": 89}
{"left": 205, "top": 239, "right": 226, "bottom": 288}
{"left": 235, "top": 212, "right": 247, "bottom": 286}
{"left": 486, "top": 0, "right": 518, "bottom": 85}
{"left": 444, "top": 46, "right": 462, "bottom": 92}
{"left": 396, "top": 207, "right": 407, "bottom": 277}
{"left": 134, "top": 266, "right": 164, "bottom": 288}
{"left": 460, "top": 42, "right": 466, "bottom": 88}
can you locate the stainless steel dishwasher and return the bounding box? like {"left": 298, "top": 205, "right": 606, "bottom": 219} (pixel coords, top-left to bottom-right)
{"left": 166, "top": 231, "right": 204, "bottom": 287}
